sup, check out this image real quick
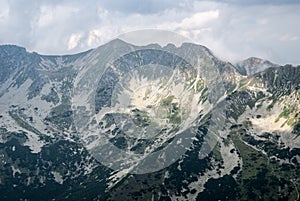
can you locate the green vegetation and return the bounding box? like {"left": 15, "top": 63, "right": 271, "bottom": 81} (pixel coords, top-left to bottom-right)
{"left": 227, "top": 83, "right": 237, "bottom": 94}
{"left": 239, "top": 78, "right": 248, "bottom": 87}
{"left": 212, "top": 142, "right": 222, "bottom": 161}
{"left": 0, "top": 136, "right": 110, "bottom": 201}
{"left": 255, "top": 91, "right": 265, "bottom": 100}
{"left": 286, "top": 118, "right": 296, "bottom": 126}
{"left": 168, "top": 114, "right": 181, "bottom": 124}
{"left": 195, "top": 79, "right": 204, "bottom": 92}
{"left": 131, "top": 109, "right": 151, "bottom": 127}
{"left": 197, "top": 175, "right": 239, "bottom": 201}
{"left": 279, "top": 106, "right": 293, "bottom": 118}
{"left": 160, "top": 96, "right": 182, "bottom": 125}
{"left": 160, "top": 95, "right": 174, "bottom": 106}
{"left": 167, "top": 103, "right": 181, "bottom": 124}
{"left": 275, "top": 106, "right": 297, "bottom": 127}
{"left": 199, "top": 87, "right": 208, "bottom": 103}
{"left": 230, "top": 126, "right": 300, "bottom": 201}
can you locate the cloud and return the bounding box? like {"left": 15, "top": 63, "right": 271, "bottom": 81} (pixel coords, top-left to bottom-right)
{"left": 0, "top": 0, "right": 299, "bottom": 65}
{"left": 68, "top": 33, "right": 83, "bottom": 50}
{"left": 156, "top": 10, "right": 219, "bottom": 33}
{"left": 177, "top": 10, "right": 219, "bottom": 29}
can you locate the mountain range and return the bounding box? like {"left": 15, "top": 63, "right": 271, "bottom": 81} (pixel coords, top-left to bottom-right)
{"left": 0, "top": 39, "right": 299, "bottom": 201}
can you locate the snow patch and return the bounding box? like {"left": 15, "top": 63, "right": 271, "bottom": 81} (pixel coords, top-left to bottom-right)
{"left": 23, "top": 131, "right": 44, "bottom": 153}
{"left": 11, "top": 166, "right": 21, "bottom": 177}
{"left": 51, "top": 171, "right": 63, "bottom": 184}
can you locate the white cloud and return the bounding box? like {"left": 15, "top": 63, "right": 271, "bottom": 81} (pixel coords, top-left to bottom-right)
{"left": 68, "top": 33, "right": 83, "bottom": 50}
{"left": 87, "top": 28, "right": 120, "bottom": 47}
{"left": 177, "top": 10, "right": 219, "bottom": 29}
{"left": 156, "top": 10, "right": 219, "bottom": 30}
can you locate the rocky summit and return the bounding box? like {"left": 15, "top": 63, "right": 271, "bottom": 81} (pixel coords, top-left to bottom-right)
{"left": 0, "top": 40, "right": 299, "bottom": 201}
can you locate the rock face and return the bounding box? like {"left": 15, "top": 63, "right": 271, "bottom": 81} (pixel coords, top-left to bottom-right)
{"left": 0, "top": 40, "right": 299, "bottom": 201}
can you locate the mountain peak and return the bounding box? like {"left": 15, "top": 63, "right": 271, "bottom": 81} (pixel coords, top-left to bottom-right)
{"left": 235, "top": 57, "right": 279, "bottom": 76}
{"left": 108, "top": 38, "right": 129, "bottom": 45}
{"left": 176, "top": 42, "right": 216, "bottom": 61}
{"left": 181, "top": 42, "right": 211, "bottom": 52}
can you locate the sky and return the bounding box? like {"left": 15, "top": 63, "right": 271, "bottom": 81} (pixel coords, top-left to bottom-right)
{"left": 0, "top": 0, "right": 299, "bottom": 65}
